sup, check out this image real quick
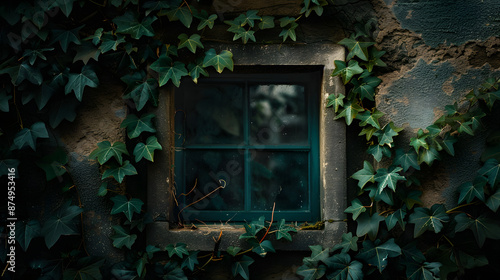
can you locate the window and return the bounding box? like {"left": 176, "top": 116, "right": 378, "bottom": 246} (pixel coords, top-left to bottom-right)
{"left": 147, "top": 44, "right": 347, "bottom": 250}
{"left": 173, "top": 69, "right": 321, "bottom": 223}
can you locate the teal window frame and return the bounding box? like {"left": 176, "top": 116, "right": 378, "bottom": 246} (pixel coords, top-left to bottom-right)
{"left": 174, "top": 67, "right": 322, "bottom": 223}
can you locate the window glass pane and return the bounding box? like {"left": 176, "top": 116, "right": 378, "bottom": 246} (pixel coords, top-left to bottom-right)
{"left": 250, "top": 85, "right": 307, "bottom": 145}
{"left": 184, "top": 150, "right": 244, "bottom": 211}
{"left": 180, "top": 84, "right": 244, "bottom": 145}
{"left": 251, "top": 151, "right": 309, "bottom": 211}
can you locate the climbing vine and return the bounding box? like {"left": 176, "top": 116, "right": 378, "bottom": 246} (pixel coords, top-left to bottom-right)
{"left": 1, "top": 1, "right": 499, "bottom": 279}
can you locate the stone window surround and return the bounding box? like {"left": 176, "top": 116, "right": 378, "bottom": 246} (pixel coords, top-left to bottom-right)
{"left": 147, "top": 43, "right": 346, "bottom": 251}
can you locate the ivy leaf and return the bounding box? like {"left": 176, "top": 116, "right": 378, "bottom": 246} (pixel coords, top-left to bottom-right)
{"left": 480, "top": 89, "right": 500, "bottom": 110}
{"left": 36, "top": 147, "right": 68, "bottom": 181}
{"left": 455, "top": 213, "right": 500, "bottom": 247}
{"left": 352, "top": 75, "right": 381, "bottom": 101}
{"left": 326, "top": 93, "right": 344, "bottom": 113}
{"left": 7, "top": 62, "right": 43, "bottom": 85}
{"left": 374, "top": 166, "right": 405, "bottom": 194}
{"left": 355, "top": 212, "right": 385, "bottom": 240}
{"left": 332, "top": 232, "right": 359, "bottom": 254}
{"left": 233, "top": 30, "right": 256, "bottom": 44}
{"left": 385, "top": 206, "right": 407, "bottom": 231}
{"left": 232, "top": 255, "right": 254, "bottom": 280}
{"left": 187, "top": 61, "right": 209, "bottom": 84}
{"left": 356, "top": 238, "right": 401, "bottom": 273}
{"left": 394, "top": 148, "right": 420, "bottom": 172}
{"left": 102, "top": 160, "right": 138, "bottom": 183}
{"left": 85, "top": 28, "right": 103, "bottom": 45}
{"left": 334, "top": 100, "right": 364, "bottom": 126}
{"left": 150, "top": 56, "right": 188, "bottom": 87}
{"left": 478, "top": 158, "right": 500, "bottom": 187}
{"left": 344, "top": 198, "right": 367, "bottom": 221}
{"left": 331, "top": 60, "right": 363, "bottom": 85}
{"left": 22, "top": 48, "right": 54, "bottom": 65}
{"left": 362, "top": 47, "right": 386, "bottom": 72}
{"left": 410, "top": 129, "right": 429, "bottom": 153}
{"left": 164, "top": 6, "right": 193, "bottom": 28}
{"left": 338, "top": 38, "right": 374, "bottom": 61}
{"left": 178, "top": 33, "right": 203, "bottom": 54}
{"left": 251, "top": 239, "right": 275, "bottom": 257}
{"left": 302, "top": 245, "right": 330, "bottom": 267}
{"left": 259, "top": 16, "right": 275, "bottom": 29}
{"left": 120, "top": 113, "right": 156, "bottom": 139}
{"left": 50, "top": 25, "right": 83, "bottom": 53}
{"left": 0, "top": 90, "right": 11, "bottom": 112}
{"left": 325, "top": 253, "right": 363, "bottom": 280}
{"left": 202, "top": 48, "right": 234, "bottom": 74}
{"left": 133, "top": 136, "right": 162, "bottom": 162}
{"left": 98, "top": 182, "right": 108, "bottom": 197}
{"left": 486, "top": 188, "right": 500, "bottom": 212}
{"left": 359, "top": 126, "right": 378, "bottom": 141}
{"left": 227, "top": 246, "right": 242, "bottom": 256}
{"left": 367, "top": 144, "right": 391, "bottom": 162}
{"left": 113, "top": 11, "right": 157, "bottom": 39}
{"left": 42, "top": 202, "right": 83, "bottom": 249}
{"left": 16, "top": 220, "right": 41, "bottom": 252}
{"left": 406, "top": 262, "right": 441, "bottom": 280}
{"left": 63, "top": 256, "right": 105, "bottom": 280}
{"left": 49, "top": 95, "right": 80, "bottom": 128}
{"left": 356, "top": 109, "right": 384, "bottom": 130}
{"left": 279, "top": 22, "right": 298, "bottom": 42}
{"left": 236, "top": 10, "right": 261, "bottom": 27}
{"left": 13, "top": 122, "right": 49, "bottom": 151}
{"left": 123, "top": 78, "right": 158, "bottom": 111}
{"left": 418, "top": 146, "right": 441, "bottom": 166}
{"left": 65, "top": 65, "right": 99, "bottom": 101}
{"left": 181, "top": 251, "right": 199, "bottom": 271}
{"left": 408, "top": 204, "right": 449, "bottom": 238}
{"left": 441, "top": 133, "right": 458, "bottom": 156}
{"left": 296, "top": 264, "right": 326, "bottom": 280}
{"left": 110, "top": 195, "right": 143, "bottom": 222}
{"left": 111, "top": 225, "right": 137, "bottom": 249}
{"left": 165, "top": 242, "right": 189, "bottom": 258}
{"left": 89, "top": 141, "right": 128, "bottom": 165}
{"left": 55, "top": 0, "right": 76, "bottom": 17}
{"left": 351, "top": 161, "right": 375, "bottom": 189}
{"left": 276, "top": 219, "right": 297, "bottom": 241}
{"left": 399, "top": 189, "right": 423, "bottom": 210}
{"left": 195, "top": 10, "right": 217, "bottom": 30}
{"left": 457, "top": 120, "right": 474, "bottom": 136}
{"left": 374, "top": 122, "right": 402, "bottom": 147}
{"left": 240, "top": 216, "right": 266, "bottom": 239}
{"left": 457, "top": 176, "right": 487, "bottom": 204}
{"left": 99, "top": 33, "right": 126, "bottom": 53}
{"left": 73, "top": 42, "right": 100, "bottom": 64}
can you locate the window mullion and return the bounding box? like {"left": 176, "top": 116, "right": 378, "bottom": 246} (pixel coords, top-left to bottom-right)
{"left": 244, "top": 80, "right": 251, "bottom": 212}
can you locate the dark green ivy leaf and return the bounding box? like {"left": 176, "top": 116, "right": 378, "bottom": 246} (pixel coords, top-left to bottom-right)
{"left": 113, "top": 11, "right": 157, "bottom": 39}
{"left": 279, "top": 22, "right": 298, "bottom": 42}
{"left": 232, "top": 255, "right": 254, "bottom": 280}
{"left": 486, "top": 188, "right": 500, "bottom": 212}
{"left": 13, "top": 122, "right": 49, "bottom": 151}
{"left": 0, "top": 90, "right": 11, "bottom": 112}
{"left": 334, "top": 100, "right": 364, "bottom": 126}
{"left": 50, "top": 25, "right": 84, "bottom": 53}
{"left": 418, "top": 147, "right": 441, "bottom": 166}
{"left": 65, "top": 65, "right": 99, "bottom": 101}
{"left": 296, "top": 264, "right": 326, "bottom": 280}
{"left": 202, "top": 48, "right": 234, "bottom": 74}
{"left": 359, "top": 126, "right": 378, "bottom": 141}
{"left": 120, "top": 113, "right": 156, "bottom": 139}
{"left": 110, "top": 195, "right": 144, "bottom": 222}
{"left": 326, "top": 93, "right": 345, "bottom": 113}
{"left": 361, "top": 47, "right": 387, "bottom": 72}
{"left": 102, "top": 160, "right": 138, "bottom": 183}
{"left": 406, "top": 261, "right": 441, "bottom": 280}
{"left": 16, "top": 220, "right": 41, "bottom": 252}
{"left": 111, "top": 225, "right": 137, "bottom": 249}
{"left": 178, "top": 33, "right": 203, "bottom": 54}
{"left": 385, "top": 206, "right": 407, "bottom": 231}
{"left": 374, "top": 166, "right": 405, "bottom": 194}
{"left": 163, "top": 6, "right": 193, "bottom": 28}
{"left": 227, "top": 246, "right": 242, "bottom": 256}
{"left": 55, "top": 0, "right": 76, "bottom": 17}
{"left": 89, "top": 141, "right": 128, "bottom": 165}
{"left": 123, "top": 78, "right": 158, "bottom": 111}
{"left": 187, "top": 61, "right": 209, "bottom": 84}
{"left": 344, "top": 198, "right": 367, "bottom": 221}
{"left": 165, "top": 242, "right": 189, "bottom": 258}
{"left": 303, "top": 245, "right": 330, "bottom": 267}
{"left": 331, "top": 60, "right": 364, "bottom": 85}
{"left": 356, "top": 109, "right": 384, "bottom": 130}
{"left": 235, "top": 10, "right": 261, "bottom": 27}
{"left": 410, "top": 129, "right": 429, "bottom": 153}
{"left": 73, "top": 42, "right": 100, "bottom": 64}
{"left": 325, "top": 253, "right": 363, "bottom": 280}
{"left": 41, "top": 201, "right": 83, "bottom": 249}
{"left": 49, "top": 94, "right": 80, "bottom": 128}
{"left": 338, "top": 38, "right": 374, "bottom": 61}
{"left": 441, "top": 133, "right": 458, "bottom": 156}
{"left": 352, "top": 75, "right": 381, "bottom": 101}
{"left": 150, "top": 56, "right": 188, "bottom": 87}
{"left": 233, "top": 30, "right": 256, "bottom": 44}
{"left": 259, "top": 16, "right": 275, "bottom": 29}
{"left": 22, "top": 48, "right": 54, "bottom": 65}
{"left": 276, "top": 219, "right": 297, "bottom": 241}
{"left": 478, "top": 158, "right": 500, "bottom": 187}
{"left": 408, "top": 204, "right": 449, "bottom": 238}
{"left": 355, "top": 212, "right": 385, "bottom": 240}
{"left": 239, "top": 216, "right": 266, "bottom": 239}
{"left": 181, "top": 251, "right": 199, "bottom": 271}
{"left": 374, "top": 122, "right": 402, "bottom": 147}
{"left": 351, "top": 161, "right": 375, "bottom": 189}
{"left": 367, "top": 144, "right": 391, "bottom": 162}
{"left": 133, "top": 136, "right": 162, "bottom": 162}
{"left": 35, "top": 147, "right": 68, "bottom": 181}
{"left": 457, "top": 176, "right": 487, "bottom": 204}
{"left": 63, "top": 256, "right": 105, "bottom": 280}
{"left": 455, "top": 213, "right": 500, "bottom": 247}
{"left": 356, "top": 238, "right": 401, "bottom": 273}
{"left": 251, "top": 239, "right": 275, "bottom": 257}
{"left": 99, "top": 33, "right": 126, "bottom": 53}
{"left": 332, "top": 232, "right": 359, "bottom": 254}
{"left": 195, "top": 10, "right": 217, "bottom": 30}
{"left": 394, "top": 148, "right": 420, "bottom": 172}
